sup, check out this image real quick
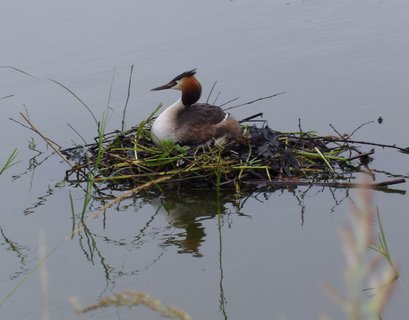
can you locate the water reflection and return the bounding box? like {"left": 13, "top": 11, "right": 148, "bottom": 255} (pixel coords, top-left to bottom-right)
{"left": 3, "top": 149, "right": 407, "bottom": 318}
{"left": 152, "top": 190, "right": 237, "bottom": 257}
{"left": 1, "top": 170, "right": 406, "bottom": 319}
{"left": 71, "top": 185, "right": 358, "bottom": 271}
{"left": 152, "top": 190, "right": 232, "bottom": 317}
{"left": 0, "top": 226, "right": 30, "bottom": 280}
{"left": 66, "top": 185, "right": 365, "bottom": 320}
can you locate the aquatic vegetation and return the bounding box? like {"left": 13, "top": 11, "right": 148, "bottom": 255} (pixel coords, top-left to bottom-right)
{"left": 324, "top": 186, "right": 399, "bottom": 319}
{"left": 0, "top": 148, "right": 18, "bottom": 176}
{"left": 10, "top": 68, "right": 405, "bottom": 196}
{"left": 62, "top": 116, "right": 405, "bottom": 193}
{"left": 5, "top": 69, "right": 404, "bottom": 319}
{"left": 8, "top": 108, "right": 405, "bottom": 320}
{"left": 71, "top": 290, "right": 192, "bottom": 320}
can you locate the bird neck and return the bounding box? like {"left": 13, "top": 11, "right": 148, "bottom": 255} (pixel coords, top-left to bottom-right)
{"left": 181, "top": 78, "right": 202, "bottom": 106}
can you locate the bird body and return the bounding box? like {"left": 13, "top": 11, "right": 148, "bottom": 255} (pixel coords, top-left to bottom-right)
{"left": 151, "top": 69, "right": 241, "bottom": 146}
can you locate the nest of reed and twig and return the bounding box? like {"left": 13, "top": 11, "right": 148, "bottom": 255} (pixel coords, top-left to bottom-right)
{"left": 62, "top": 113, "right": 406, "bottom": 192}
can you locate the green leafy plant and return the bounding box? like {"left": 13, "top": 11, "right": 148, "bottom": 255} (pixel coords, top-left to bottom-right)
{"left": 0, "top": 148, "right": 18, "bottom": 176}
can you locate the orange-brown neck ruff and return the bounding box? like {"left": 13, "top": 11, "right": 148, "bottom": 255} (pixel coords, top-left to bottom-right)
{"left": 180, "top": 76, "right": 202, "bottom": 106}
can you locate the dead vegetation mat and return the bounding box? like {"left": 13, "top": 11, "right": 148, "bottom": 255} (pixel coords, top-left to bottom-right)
{"left": 62, "top": 118, "right": 407, "bottom": 192}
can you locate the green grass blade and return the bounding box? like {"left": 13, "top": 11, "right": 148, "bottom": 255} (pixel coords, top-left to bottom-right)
{"left": 314, "top": 147, "right": 335, "bottom": 173}
{"left": 0, "top": 148, "right": 18, "bottom": 176}
{"left": 49, "top": 79, "right": 98, "bottom": 124}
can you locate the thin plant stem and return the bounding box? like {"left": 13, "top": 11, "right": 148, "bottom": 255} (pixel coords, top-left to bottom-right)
{"left": 49, "top": 79, "right": 98, "bottom": 124}
{"left": 0, "top": 148, "right": 18, "bottom": 175}
{"left": 223, "top": 92, "right": 286, "bottom": 111}
{"left": 19, "top": 112, "right": 72, "bottom": 167}
{"left": 39, "top": 233, "right": 49, "bottom": 320}
{"left": 121, "top": 64, "right": 134, "bottom": 132}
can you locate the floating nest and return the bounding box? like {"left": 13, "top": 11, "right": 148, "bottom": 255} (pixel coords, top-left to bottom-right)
{"left": 62, "top": 114, "right": 407, "bottom": 192}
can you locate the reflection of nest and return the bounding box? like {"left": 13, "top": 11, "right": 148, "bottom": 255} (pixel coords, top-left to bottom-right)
{"left": 63, "top": 118, "right": 406, "bottom": 191}
{"left": 156, "top": 190, "right": 239, "bottom": 257}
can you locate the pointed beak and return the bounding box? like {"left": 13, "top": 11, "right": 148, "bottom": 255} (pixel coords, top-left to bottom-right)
{"left": 151, "top": 81, "right": 175, "bottom": 91}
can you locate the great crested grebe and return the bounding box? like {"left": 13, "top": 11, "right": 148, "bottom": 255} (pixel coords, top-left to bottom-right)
{"left": 151, "top": 69, "right": 241, "bottom": 146}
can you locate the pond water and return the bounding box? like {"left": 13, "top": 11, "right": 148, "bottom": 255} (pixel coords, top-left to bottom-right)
{"left": 1, "top": 1, "right": 409, "bottom": 319}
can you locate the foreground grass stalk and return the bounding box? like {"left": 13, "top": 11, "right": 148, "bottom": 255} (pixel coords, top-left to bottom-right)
{"left": 323, "top": 185, "right": 398, "bottom": 319}
{"left": 370, "top": 209, "right": 400, "bottom": 279}
{"left": 70, "top": 290, "right": 192, "bottom": 320}
{"left": 39, "top": 233, "right": 49, "bottom": 320}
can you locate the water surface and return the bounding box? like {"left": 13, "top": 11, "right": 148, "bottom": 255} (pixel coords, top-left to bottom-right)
{"left": 1, "top": 1, "right": 409, "bottom": 319}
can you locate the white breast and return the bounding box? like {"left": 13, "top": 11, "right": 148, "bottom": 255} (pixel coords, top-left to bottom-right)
{"left": 151, "top": 99, "right": 185, "bottom": 145}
